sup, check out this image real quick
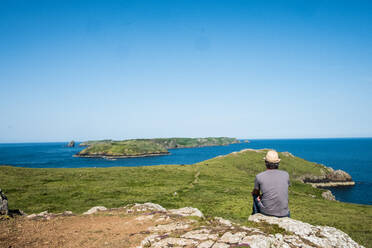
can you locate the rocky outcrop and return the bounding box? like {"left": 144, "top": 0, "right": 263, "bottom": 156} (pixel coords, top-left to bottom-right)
{"left": 136, "top": 204, "right": 363, "bottom": 248}
{"left": 26, "top": 210, "right": 73, "bottom": 220}
{"left": 0, "top": 189, "right": 8, "bottom": 215}
{"left": 281, "top": 151, "right": 295, "bottom": 158}
{"left": 322, "top": 190, "right": 336, "bottom": 201}
{"left": 20, "top": 203, "right": 364, "bottom": 248}
{"left": 327, "top": 169, "right": 353, "bottom": 182}
{"left": 249, "top": 214, "right": 362, "bottom": 248}
{"left": 83, "top": 206, "right": 107, "bottom": 215}
{"left": 168, "top": 207, "right": 204, "bottom": 218}
{"left": 67, "top": 140, "right": 75, "bottom": 147}
{"left": 302, "top": 167, "right": 355, "bottom": 188}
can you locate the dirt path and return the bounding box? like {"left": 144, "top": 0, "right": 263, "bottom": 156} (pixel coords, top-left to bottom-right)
{"left": 0, "top": 210, "right": 160, "bottom": 248}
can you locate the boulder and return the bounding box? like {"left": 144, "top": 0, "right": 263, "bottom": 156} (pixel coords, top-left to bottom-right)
{"left": 168, "top": 206, "right": 204, "bottom": 218}
{"left": 83, "top": 206, "right": 107, "bottom": 215}
{"left": 133, "top": 202, "right": 167, "bottom": 212}
{"left": 248, "top": 214, "right": 362, "bottom": 248}
{"left": 67, "top": 140, "right": 75, "bottom": 147}
{"left": 0, "top": 189, "right": 8, "bottom": 215}
{"left": 322, "top": 190, "right": 336, "bottom": 201}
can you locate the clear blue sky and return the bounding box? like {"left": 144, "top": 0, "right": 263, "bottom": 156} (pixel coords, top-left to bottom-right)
{"left": 1, "top": 0, "right": 372, "bottom": 142}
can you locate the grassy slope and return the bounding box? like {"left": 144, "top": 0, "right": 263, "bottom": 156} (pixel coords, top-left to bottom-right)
{"left": 1, "top": 150, "right": 371, "bottom": 246}
{"left": 149, "top": 137, "right": 240, "bottom": 148}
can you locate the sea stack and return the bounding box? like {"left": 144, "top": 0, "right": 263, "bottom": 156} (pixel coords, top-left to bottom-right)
{"left": 67, "top": 140, "right": 75, "bottom": 147}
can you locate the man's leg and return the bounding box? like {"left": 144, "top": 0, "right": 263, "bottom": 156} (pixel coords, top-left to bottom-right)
{"left": 252, "top": 195, "right": 261, "bottom": 215}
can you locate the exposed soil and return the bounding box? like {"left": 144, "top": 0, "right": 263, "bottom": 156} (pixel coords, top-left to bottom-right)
{"left": 0, "top": 210, "right": 163, "bottom": 248}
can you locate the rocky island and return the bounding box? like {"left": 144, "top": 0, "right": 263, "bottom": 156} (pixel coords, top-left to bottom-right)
{"left": 75, "top": 140, "right": 170, "bottom": 159}
{"left": 76, "top": 137, "right": 241, "bottom": 159}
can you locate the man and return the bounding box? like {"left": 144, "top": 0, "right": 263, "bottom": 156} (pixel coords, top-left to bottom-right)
{"left": 251, "top": 150, "right": 290, "bottom": 217}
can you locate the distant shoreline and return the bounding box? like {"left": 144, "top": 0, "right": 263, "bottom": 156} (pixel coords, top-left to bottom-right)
{"left": 74, "top": 152, "right": 170, "bottom": 159}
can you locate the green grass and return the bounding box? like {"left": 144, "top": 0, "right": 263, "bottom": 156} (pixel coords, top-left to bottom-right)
{"left": 78, "top": 137, "right": 240, "bottom": 157}
{"left": 77, "top": 140, "right": 169, "bottom": 157}
{"left": 0, "top": 150, "right": 371, "bottom": 247}
{"left": 149, "top": 137, "right": 240, "bottom": 148}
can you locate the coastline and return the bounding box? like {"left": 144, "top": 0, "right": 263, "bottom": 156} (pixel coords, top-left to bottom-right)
{"left": 74, "top": 152, "right": 171, "bottom": 159}
{"left": 75, "top": 138, "right": 241, "bottom": 159}
{"left": 309, "top": 181, "right": 355, "bottom": 188}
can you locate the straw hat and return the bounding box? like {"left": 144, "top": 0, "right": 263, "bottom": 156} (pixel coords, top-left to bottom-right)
{"left": 264, "top": 150, "right": 281, "bottom": 163}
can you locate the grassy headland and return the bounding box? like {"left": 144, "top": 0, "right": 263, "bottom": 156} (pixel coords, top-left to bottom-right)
{"left": 1, "top": 149, "right": 371, "bottom": 246}
{"left": 77, "top": 137, "right": 240, "bottom": 158}
{"left": 76, "top": 140, "right": 169, "bottom": 158}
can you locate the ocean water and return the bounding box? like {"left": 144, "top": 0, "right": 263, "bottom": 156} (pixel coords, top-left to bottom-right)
{"left": 0, "top": 138, "right": 371, "bottom": 205}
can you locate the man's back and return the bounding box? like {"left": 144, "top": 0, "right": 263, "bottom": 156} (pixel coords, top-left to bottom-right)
{"left": 254, "top": 169, "right": 290, "bottom": 217}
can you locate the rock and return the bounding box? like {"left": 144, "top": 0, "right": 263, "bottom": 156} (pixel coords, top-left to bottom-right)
{"left": 26, "top": 210, "right": 74, "bottom": 219}
{"left": 322, "top": 190, "right": 336, "bottom": 201}
{"left": 151, "top": 237, "right": 198, "bottom": 247}
{"left": 281, "top": 151, "right": 294, "bottom": 157}
{"left": 26, "top": 213, "right": 37, "bottom": 219}
{"left": 248, "top": 214, "right": 363, "bottom": 248}
{"left": 219, "top": 231, "right": 246, "bottom": 244}
{"left": 327, "top": 170, "right": 352, "bottom": 182}
{"left": 0, "top": 189, "right": 9, "bottom": 215}
{"left": 211, "top": 243, "right": 230, "bottom": 248}
{"left": 197, "top": 240, "right": 215, "bottom": 248}
{"left": 181, "top": 229, "right": 218, "bottom": 241}
{"left": 282, "top": 235, "right": 313, "bottom": 248}
{"left": 67, "top": 140, "right": 75, "bottom": 147}
{"left": 168, "top": 206, "right": 204, "bottom": 218}
{"left": 302, "top": 168, "right": 355, "bottom": 187}
{"left": 83, "top": 206, "right": 107, "bottom": 215}
{"left": 149, "top": 222, "right": 190, "bottom": 232}
{"left": 214, "top": 217, "right": 232, "bottom": 226}
{"left": 63, "top": 210, "right": 73, "bottom": 216}
{"left": 133, "top": 202, "right": 167, "bottom": 212}
{"left": 138, "top": 234, "right": 161, "bottom": 247}
{"left": 26, "top": 211, "right": 49, "bottom": 219}
{"left": 240, "top": 234, "right": 280, "bottom": 248}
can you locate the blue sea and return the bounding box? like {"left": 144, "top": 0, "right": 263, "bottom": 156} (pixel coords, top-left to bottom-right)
{"left": 0, "top": 138, "right": 371, "bottom": 205}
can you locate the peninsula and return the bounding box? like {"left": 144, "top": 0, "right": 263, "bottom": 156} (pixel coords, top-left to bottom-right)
{"left": 76, "top": 137, "right": 241, "bottom": 159}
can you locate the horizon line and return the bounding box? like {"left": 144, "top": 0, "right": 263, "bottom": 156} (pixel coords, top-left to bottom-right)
{"left": 1, "top": 136, "right": 372, "bottom": 144}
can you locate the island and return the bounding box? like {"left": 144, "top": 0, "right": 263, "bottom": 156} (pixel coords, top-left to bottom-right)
{"left": 76, "top": 137, "right": 241, "bottom": 159}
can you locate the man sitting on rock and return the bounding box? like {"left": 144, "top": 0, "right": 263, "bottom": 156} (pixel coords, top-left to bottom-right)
{"left": 251, "top": 150, "right": 290, "bottom": 217}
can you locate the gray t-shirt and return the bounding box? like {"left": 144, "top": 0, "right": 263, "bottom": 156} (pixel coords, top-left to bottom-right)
{"left": 254, "top": 169, "right": 290, "bottom": 217}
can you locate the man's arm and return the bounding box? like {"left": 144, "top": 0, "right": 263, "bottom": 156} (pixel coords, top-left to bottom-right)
{"left": 251, "top": 188, "right": 260, "bottom": 196}
{"left": 252, "top": 176, "right": 261, "bottom": 196}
